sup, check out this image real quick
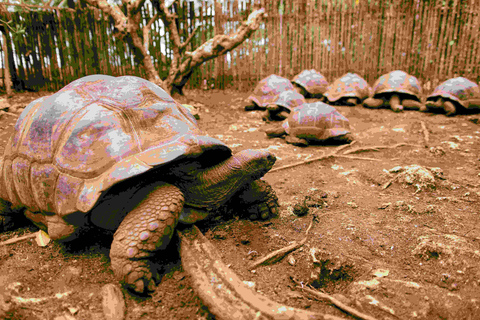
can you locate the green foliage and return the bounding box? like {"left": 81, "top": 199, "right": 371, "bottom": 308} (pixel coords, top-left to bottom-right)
{"left": 0, "top": 18, "right": 25, "bottom": 42}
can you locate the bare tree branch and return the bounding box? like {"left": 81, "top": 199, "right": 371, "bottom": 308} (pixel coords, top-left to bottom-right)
{"left": 174, "top": 8, "right": 265, "bottom": 84}
{"left": 83, "top": 0, "right": 128, "bottom": 35}
{"left": 143, "top": 13, "right": 159, "bottom": 51}
{"left": 179, "top": 25, "right": 199, "bottom": 50}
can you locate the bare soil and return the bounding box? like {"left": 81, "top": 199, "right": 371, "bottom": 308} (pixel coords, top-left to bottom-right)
{"left": 1, "top": 89, "right": 479, "bottom": 320}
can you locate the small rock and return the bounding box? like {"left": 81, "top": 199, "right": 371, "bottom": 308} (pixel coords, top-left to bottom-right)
{"left": 101, "top": 284, "right": 126, "bottom": 320}
{"left": 287, "top": 254, "right": 296, "bottom": 266}
{"left": 68, "top": 307, "right": 79, "bottom": 315}
{"left": 293, "top": 202, "right": 309, "bottom": 216}
{"left": 347, "top": 201, "right": 358, "bottom": 208}
{"left": 378, "top": 203, "right": 391, "bottom": 209}
{"left": 373, "top": 269, "right": 389, "bottom": 278}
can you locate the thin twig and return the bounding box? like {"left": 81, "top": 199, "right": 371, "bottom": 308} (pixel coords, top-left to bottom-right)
{"left": 248, "top": 217, "right": 314, "bottom": 270}
{"left": 335, "top": 155, "right": 380, "bottom": 161}
{"left": 420, "top": 121, "right": 429, "bottom": 148}
{"left": 0, "top": 232, "right": 37, "bottom": 246}
{"left": 268, "top": 141, "right": 356, "bottom": 173}
{"left": 0, "top": 110, "right": 19, "bottom": 117}
{"left": 292, "top": 278, "right": 379, "bottom": 320}
{"left": 342, "top": 147, "right": 380, "bottom": 154}
{"left": 343, "top": 142, "right": 419, "bottom": 155}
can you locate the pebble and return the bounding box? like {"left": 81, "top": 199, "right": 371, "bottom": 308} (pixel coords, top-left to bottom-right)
{"left": 101, "top": 283, "right": 126, "bottom": 320}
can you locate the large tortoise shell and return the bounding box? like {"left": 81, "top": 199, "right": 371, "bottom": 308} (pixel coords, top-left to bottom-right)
{"left": 284, "top": 102, "right": 351, "bottom": 141}
{"left": 427, "top": 77, "right": 480, "bottom": 109}
{"left": 248, "top": 75, "right": 295, "bottom": 108}
{"left": 324, "top": 73, "right": 371, "bottom": 103}
{"left": 291, "top": 69, "right": 329, "bottom": 97}
{"left": 0, "top": 75, "right": 230, "bottom": 218}
{"left": 371, "top": 70, "right": 422, "bottom": 100}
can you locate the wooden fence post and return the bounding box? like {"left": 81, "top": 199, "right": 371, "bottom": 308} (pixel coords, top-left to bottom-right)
{"left": 0, "top": 3, "right": 12, "bottom": 96}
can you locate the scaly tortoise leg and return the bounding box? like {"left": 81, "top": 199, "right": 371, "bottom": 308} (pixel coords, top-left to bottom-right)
{"left": 389, "top": 94, "right": 404, "bottom": 112}
{"left": 444, "top": 100, "right": 457, "bottom": 116}
{"left": 285, "top": 135, "right": 309, "bottom": 146}
{"left": 233, "top": 179, "right": 279, "bottom": 221}
{"left": 363, "top": 97, "right": 384, "bottom": 109}
{"left": 402, "top": 99, "right": 424, "bottom": 110}
{"left": 109, "top": 183, "right": 184, "bottom": 294}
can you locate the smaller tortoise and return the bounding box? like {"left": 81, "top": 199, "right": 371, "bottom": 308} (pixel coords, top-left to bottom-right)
{"left": 421, "top": 77, "right": 480, "bottom": 116}
{"left": 265, "top": 101, "right": 353, "bottom": 146}
{"left": 364, "top": 70, "right": 424, "bottom": 112}
{"left": 291, "top": 69, "right": 329, "bottom": 99}
{"left": 264, "top": 90, "right": 306, "bottom": 121}
{"left": 324, "top": 73, "right": 371, "bottom": 106}
{"left": 245, "top": 75, "right": 295, "bottom": 111}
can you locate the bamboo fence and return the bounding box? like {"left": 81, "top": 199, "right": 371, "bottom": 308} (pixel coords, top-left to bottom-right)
{"left": 0, "top": 0, "right": 479, "bottom": 93}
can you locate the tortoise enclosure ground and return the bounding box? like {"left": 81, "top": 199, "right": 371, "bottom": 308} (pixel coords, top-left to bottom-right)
{"left": 1, "top": 89, "right": 480, "bottom": 320}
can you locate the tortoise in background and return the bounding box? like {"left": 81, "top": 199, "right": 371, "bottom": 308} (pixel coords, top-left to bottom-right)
{"left": 421, "top": 77, "right": 480, "bottom": 116}
{"left": 0, "top": 75, "right": 279, "bottom": 294}
{"left": 263, "top": 90, "right": 306, "bottom": 121}
{"left": 265, "top": 101, "right": 353, "bottom": 146}
{"left": 291, "top": 69, "right": 329, "bottom": 99}
{"left": 245, "top": 74, "right": 295, "bottom": 111}
{"left": 364, "top": 70, "right": 424, "bottom": 112}
{"left": 324, "top": 73, "right": 371, "bottom": 106}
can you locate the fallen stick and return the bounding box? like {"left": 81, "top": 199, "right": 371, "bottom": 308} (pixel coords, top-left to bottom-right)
{"left": 292, "top": 279, "right": 379, "bottom": 320}
{"left": 178, "top": 225, "right": 345, "bottom": 320}
{"left": 0, "top": 232, "right": 37, "bottom": 246}
{"left": 335, "top": 155, "right": 380, "bottom": 161}
{"left": 268, "top": 141, "right": 356, "bottom": 173}
{"left": 0, "top": 110, "right": 19, "bottom": 117}
{"left": 342, "top": 142, "right": 419, "bottom": 155}
{"left": 248, "top": 217, "right": 314, "bottom": 270}
{"left": 420, "top": 121, "right": 429, "bottom": 147}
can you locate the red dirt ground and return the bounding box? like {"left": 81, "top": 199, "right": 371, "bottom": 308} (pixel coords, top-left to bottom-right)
{"left": 1, "top": 88, "right": 479, "bottom": 320}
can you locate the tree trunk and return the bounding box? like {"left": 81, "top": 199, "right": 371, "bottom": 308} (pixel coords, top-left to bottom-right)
{"left": 82, "top": 0, "right": 265, "bottom": 95}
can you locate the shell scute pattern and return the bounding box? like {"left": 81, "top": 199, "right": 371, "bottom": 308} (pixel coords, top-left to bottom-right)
{"left": 324, "top": 73, "right": 371, "bottom": 104}
{"left": 292, "top": 69, "right": 329, "bottom": 97}
{"left": 428, "top": 77, "right": 480, "bottom": 104}
{"left": 248, "top": 75, "right": 295, "bottom": 108}
{"left": 0, "top": 75, "right": 214, "bottom": 217}
{"left": 372, "top": 70, "right": 422, "bottom": 99}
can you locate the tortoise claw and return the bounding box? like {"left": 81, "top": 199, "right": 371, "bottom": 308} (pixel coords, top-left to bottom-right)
{"left": 234, "top": 179, "right": 279, "bottom": 221}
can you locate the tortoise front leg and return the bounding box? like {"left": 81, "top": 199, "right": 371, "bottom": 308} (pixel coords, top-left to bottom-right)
{"left": 232, "top": 179, "right": 279, "bottom": 220}
{"left": 389, "top": 94, "right": 403, "bottom": 112}
{"left": 444, "top": 100, "right": 457, "bottom": 116}
{"left": 402, "top": 99, "right": 424, "bottom": 110}
{"left": 109, "top": 183, "right": 184, "bottom": 294}
{"left": 285, "top": 135, "right": 309, "bottom": 146}
{"left": 363, "top": 97, "right": 384, "bottom": 109}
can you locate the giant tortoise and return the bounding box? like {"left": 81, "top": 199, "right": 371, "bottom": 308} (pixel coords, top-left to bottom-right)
{"left": 265, "top": 101, "right": 353, "bottom": 146}
{"left": 421, "top": 77, "right": 480, "bottom": 116}
{"left": 245, "top": 74, "right": 295, "bottom": 111}
{"left": 0, "top": 75, "right": 279, "bottom": 294}
{"left": 291, "top": 69, "right": 329, "bottom": 99}
{"left": 324, "top": 73, "right": 371, "bottom": 106}
{"left": 363, "top": 70, "right": 424, "bottom": 112}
